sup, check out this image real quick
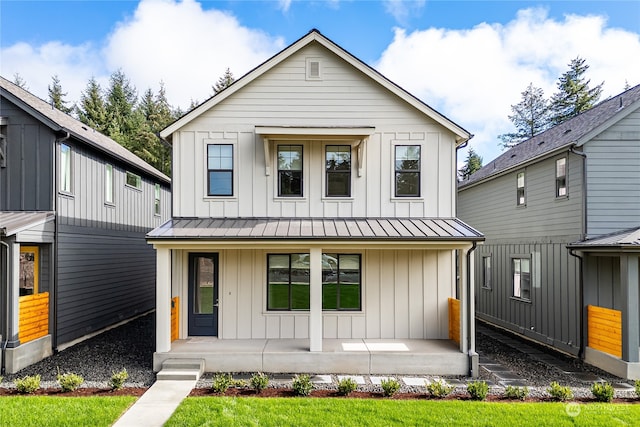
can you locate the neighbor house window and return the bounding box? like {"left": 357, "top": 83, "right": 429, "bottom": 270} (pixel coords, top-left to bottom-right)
{"left": 556, "top": 158, "right": 567, "bottom": 197}
{"left": 516, "top": 171, "right": 526, "bottom": 206}
{"left": 0, "top": 120, "right": 7, "bottom": 168}
{"left": 482, "top": 256, "right": 492, "bottom": 289}
{"left": 126, "top": 171, "right": 142, "bottom": 189}
{"left": 322, "top": 254, "right": 361, "bottom": 310}
{"left": 105, "top": 164, "right": 114, "bottom": 204}
{"left": 267, "top": 254, "right": 309, "bottom": 310}
{"left": 19, "top": 246, "right": 39, "bottom": 297}
{"left": 278, "top": 145, "right": 303, "bottom": 197}
{"left": 326, "top": 145, "right": 351, "bottom": 197}
{"left": 154, "top": 183, "right": 161, "bottom": 215}
{"left": 60, "top": 143, "right": 72, "bottom": 193}
{"left": 395, "top": 145, "right": 420, "bottom": 197}
{"left": 207, "top": 144, "right": 233, "bottom": 196}
{"left": 512, "top": 257, "right": 531, "bottom": 301}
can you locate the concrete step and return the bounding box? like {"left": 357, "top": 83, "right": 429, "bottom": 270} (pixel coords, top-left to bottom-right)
{"left": 157, "top": 359, "right": 205, "bottom": 381}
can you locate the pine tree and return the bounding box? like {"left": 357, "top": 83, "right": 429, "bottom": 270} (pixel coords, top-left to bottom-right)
{"left": 105, "top": 70, "right": 139, "bottom": 150}
{"left": 77, "top": 77, "right": 108, "bottom": 133}
{"left": 549, "top": 57, "right": 603, "bottom": 125}
{"left": 12, "top": 73, "right": 28, "bottom": 89}
{"left": 48, "top": 75, "right": 74, "bottom": 114}
{"left": 458, "top": 148, "right": 483, "bottom": 181}
{"left": 498, "top": 83, "right": 550, "bottom": 150}
{"left": 213, "top": 68, "right": 235, "bottom": 94}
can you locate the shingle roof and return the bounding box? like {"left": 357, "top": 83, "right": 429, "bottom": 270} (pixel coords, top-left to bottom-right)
{"left": 0, "top": 76, "right": 170, "bottom": 184}
{"left": 0, "top": 211, "right": 55, "bottom": 236}
{"left": 147, "top": 217, "right": 484, "bottom": 242}
{"left": 567, "top": 227, "right": 640, "bottom": 250}
{"left": 459, "top": 84, "right": 640, "bottom": 188}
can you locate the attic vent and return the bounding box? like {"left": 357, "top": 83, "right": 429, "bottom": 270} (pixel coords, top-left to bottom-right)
{"left": 306, "top": 57, "right": 322, "bottom": 80}
{"left": 510, "top": 153, "right": 517, "bottom": 158}
{"left": 563, "top": 129, "right": 572, "bottom": 134}
{"left": 538, "top": 140, "right": 545, "bottom": 145}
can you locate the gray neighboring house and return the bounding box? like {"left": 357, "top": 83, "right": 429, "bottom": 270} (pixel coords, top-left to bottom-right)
{"left": 0, "top": 76, "right": 171, "bottom": 373}
{"left": 458, "top": 84, "right": 640, "bottom": 380}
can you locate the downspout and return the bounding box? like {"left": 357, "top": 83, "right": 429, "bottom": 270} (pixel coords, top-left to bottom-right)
{"left": 1, "top": 238, "right": 10, "bottom": 375}
{"left": 52, "top": 130, "right": 70, "bottom": 352}
{"left": 569, "top": 248, "right": 585, "bottom": 359}
{"left": 467, "top": 241, "right": 478, "bottom": 377}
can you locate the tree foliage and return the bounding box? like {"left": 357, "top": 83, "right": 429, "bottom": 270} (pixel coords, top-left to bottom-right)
{"left": 48, "top": 75, "right": 74, "bottom": 114}
{"left": 213, "top": 68, "right": 235, "bottom": 94}
{"left": 77, "top": 77, "right": 108, "bottom": 133}
{"left": 12, "top": 73, "right": 28, "bottom": 89}
{"left": 458, "top": 148, "right": 483, "bottom": 181}
{"left": 549, "top": 56, "right": 603, "bottom": 126}
{"left": 498, "top": 83, "right": 550, "bottom": 150}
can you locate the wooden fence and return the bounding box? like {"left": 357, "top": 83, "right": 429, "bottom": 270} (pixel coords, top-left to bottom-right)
{"left": 448, "top": 297, "right": 460, "bottom": 344}
{"left": 587, "top": 305, "right": 622, "bottom": 358}
{"left": 171, "top": 296, "right": 180, "bottom": 342}
{"left": 19, "top": 292, "right": 49, "bottom": 343}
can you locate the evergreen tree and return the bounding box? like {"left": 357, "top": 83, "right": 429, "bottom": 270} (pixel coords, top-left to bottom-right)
{"left": 48, "top": 75, "right": 74, "bottom": 114}
{"left": 498, "top": 83, "right": 551, "bottom": 150}
{"left": 105, "top": 70, "right": 139, "bottom": 150}
{"left": 549, "top": 57, "right": 603, "bottom": 125}
{"left": 213, "top": 68, "right": 235, "bottom": 94}
{"left": 77, "top": 77, "right": 108, "bottom": 133}
{"left": 12, "top": 73, "right": 28, "bottom": 89}
{"left": 458, "top": 148, "right": 483, "bottom": 181}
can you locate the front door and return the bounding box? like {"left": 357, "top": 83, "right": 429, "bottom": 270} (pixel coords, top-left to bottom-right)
{"left": 188, "top": 253, "right": 219, "bottom": 336}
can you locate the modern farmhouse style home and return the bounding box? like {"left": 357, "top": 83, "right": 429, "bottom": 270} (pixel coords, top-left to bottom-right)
{"left": 0, "top": 76, "right": 171, "bottom": 373}
{"left": 458, "top": 84, "right": 640, "bottom": 380}
{"left": 148, "top": 30, "right": 483, "bottom": 376}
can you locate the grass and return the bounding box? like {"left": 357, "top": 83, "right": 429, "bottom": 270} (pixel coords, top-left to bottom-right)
{"left": 165, "top": 397, "right": 640, "bottom": 426}
{"left": 0, "top": 396, "right": 136, "bottom": 427}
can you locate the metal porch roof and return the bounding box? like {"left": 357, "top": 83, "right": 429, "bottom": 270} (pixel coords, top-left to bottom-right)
{"left": 567, "top": 227, "right": 640, "bottom": 251}
{"left": 147, "top": 217, "right": 484, "bottom": 241}
{"left": 0, "top": 211, "right": 55, "bottom": 237}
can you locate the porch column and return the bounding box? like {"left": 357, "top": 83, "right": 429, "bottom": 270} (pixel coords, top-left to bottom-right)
{"left": 6, "top": 242, "right": 20, "bottom": 347}
{"left": 156, "top": 247, "right": 171, "bottom": 353}
{"left": 309, "top": 248, "right": 322, "bottom": 352}
{"left": 621, "top": 254, "right": 639, "bottom": 362}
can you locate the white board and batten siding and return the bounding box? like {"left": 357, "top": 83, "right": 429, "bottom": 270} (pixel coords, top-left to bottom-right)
{"left": 173, "top": 248, "right": 455, "bottom": 341}
{"left": 172, "top": 43, "right": 458, "bottom": 219}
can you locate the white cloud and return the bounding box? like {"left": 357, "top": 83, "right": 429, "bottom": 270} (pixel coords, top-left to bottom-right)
{"left": 278, "top": 0, "right": 292, "bottom": 13}
{"left": 375, "top": 7, "right": 640, "bottom": 165}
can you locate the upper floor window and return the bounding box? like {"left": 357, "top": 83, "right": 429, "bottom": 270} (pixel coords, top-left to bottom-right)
{"left": 60, "top": 143, "right": 72, "bottom": 193}
{"left": 126, "top": 171, "right": 142, "bottom": 189}
{"left": 154, "top": 183, "right": 161, "bottom": 215}
{"left": 512, "top": 257, "right": 531, "bottom": 301}
{"left": 395, "top": 145, "right": 420, "bottom": 197}
{"left": 556, "top": 158, "right": 567, "bottom": 197}
{"left": 325, "top": 145, "right": 351, "bottom": 197}
{"left": 207, "top": 144, "right": 233, "bottom": 196}
{"left": 482, "top": 256, "right": 492, "bottom": 289}
{"left": 105, "top": 164, "right": 114, "bottom": 204}
{"left": 278, "top": 145, "right": 303, "bottom": 197}
{"left": 0, "top": 120, "right": 7, "bottom": 168}
{"left": 516, "top": 171, "right": 525, "bottom": 206}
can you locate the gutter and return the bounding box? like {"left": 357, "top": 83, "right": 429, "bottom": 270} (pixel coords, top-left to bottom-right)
{"left": 466, "top": 241, "right": 478, "bottom": 377}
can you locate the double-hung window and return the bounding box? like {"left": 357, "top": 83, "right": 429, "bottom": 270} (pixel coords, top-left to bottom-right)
{"left": 556, "top": 158, "right": 567, "bottom": 197}
{"left": 154, "top": 183, "right": 161, "bottom": 215}
{"left": 395, "top": 145, "right": 420, "bottom": 197}
{"left": 278, "top": 145, "right": 303, "bottom": 197}
{"left": 207, "top": 144, "right": 233, "bottom": 196}
{"left": 325, "top": 145, "right": 351, "bottom": 197}
{"left": 322, "top": 254, "right": 361, "bottom": 310}
{"left": 60, "top": 143, "right": 72, "bottom": 193}
{"left": 512, "top": 257, "right": 531, "bottom": 301}
{"left": 267, "top": 254, "right": 310, "bottom": 310}
{"left": 516, "top": 171, "right": 526, "bottom": 206}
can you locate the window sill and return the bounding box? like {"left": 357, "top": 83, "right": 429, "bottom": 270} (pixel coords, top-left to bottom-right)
{"left": 274, "top": 196, "right": 307, "bottom": 201}
{"left": 204, "top": 195, "right": 237, "bottom": 200}
{"left": 554, "top": 195, "right": 569, "bottom": 201}
{"left": 125, "top": 184, "right": 142, "bottom": 192}
{"left": 322, "top": 196, "right": 354, "bottom": 201}
{"left": 510, "top": 296, "right": 531, "bottom": 304}
{"left": 104, "top": 202, "right": 116, "bottom": 208}
{"left": 481, "top": 286, "right": 492, "bottom": 291}
{"left": 391, "top": 196, "right": 423, "bottom": 201}
{"left": 262, "top": 310, "right": 364, "bottom": 315}
{"left": 58, "top": 191, "right": 74, "bottom": 199}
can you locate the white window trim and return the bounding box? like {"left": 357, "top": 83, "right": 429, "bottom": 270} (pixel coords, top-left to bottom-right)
{"left": 59, "top": 143, "right": 73, "bottom": 195}
{"left": 511, "top": 255, "right": 532, "bottom": 302}
{"left": 203, "top": 139, "right": 238, "bottom": 200}
{"left": 105, "top": 163, "right": 114, "bottom": 206}
{"left": 305, "top": 57, "right": 322, "bottom": 80}
{"left": 125, "top": 171, "right": 142, "bottom": 191}
{"left": 516, "top": 171, "right": 526, "bottom": 207}
{"left": 390, "top": 142, "right": 423, "bottom": 200}
{"left": 322, "top": 142, "right": 354, "bottom": 200}
{"left": 555, "top": 157, "right": 568, "bottom": 198}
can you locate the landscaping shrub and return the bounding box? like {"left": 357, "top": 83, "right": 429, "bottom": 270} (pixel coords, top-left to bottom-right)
{"left": 14, "top": 375, "right": 41, "bottom": 394}
{"left": 591, "top": 382, "right": 614, "bottom": 402}
{"left": 292, "top": 374, "right": 313, "bottom": 396}
{"left": 337, "top": 377, "right": 358, "bottom": 396}
{"left": 250, "top": 372, "right": 269, "bottom": 392}
{"left": 381, "top": 378, "right": 401, "bottom": 397}
{"left": 467, "top": 380, "right": 489, "bottom": 401}
{"left": 426, "top": 378, "right": 453, "bottom": 398}
{"left": 212, "top": 373, "right": 233, "bottom": 394}
{"left": 635, "top": 380, "right": 640, "bottom": 398}
{"left": 547, "top": 381, "right": 573, "bottom": 401}
{"left": 110, "top": 369, "right": 129, "bottom": 391}
{"left": 504, "top": 385, "right": 529, "bottom": 401}
{"left": 57, "top": 370, "right": 84, "bottom": 392}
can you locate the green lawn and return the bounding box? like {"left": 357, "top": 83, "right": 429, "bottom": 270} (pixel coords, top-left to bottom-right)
{"left": 165, "top": 397, "right": 640, "bottom": 426}
{"left": 0, "top": 396, "right": 136, "bottom": 427}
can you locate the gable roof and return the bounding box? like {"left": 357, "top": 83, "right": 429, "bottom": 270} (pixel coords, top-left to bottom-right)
{"left": 0, "top": 76, "right": 170, "bottom": 184}
{"left": 459, "top": 83, "right": 640, "bottom": 189}
{"left": 160, "top": 29, "right": 471, "bottom": 144}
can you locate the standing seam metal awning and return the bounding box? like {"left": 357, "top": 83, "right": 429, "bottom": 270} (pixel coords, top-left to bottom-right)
{"left": 147, "top": 217, "right": 484, "bottom": 241}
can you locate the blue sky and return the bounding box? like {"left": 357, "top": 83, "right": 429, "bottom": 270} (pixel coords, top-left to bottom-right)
{"left": 2, "top": 0, "right": 639, "bottom": 163}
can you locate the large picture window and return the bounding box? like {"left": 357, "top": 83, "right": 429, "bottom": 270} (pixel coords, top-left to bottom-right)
{"left": 322, "top": 254, "right": 361, "bottom": 310}
{"left": 512, "top": 257, "right": 531, "bottom": 301}
{"left": 556, "top": 158, "right": 567, "bottom": 197}
{"left": 267, "top": 254, "right": 310, "bottom": 310}
{"left": 60, "top": 143, "right": 72, "bottom": 193}
{"left": 207, "top": 144, "right": 233, "bottom": 196}
{"left": 325, "top": 145, "right": 351, "bottom": 197}
{"left": 278, "top": 145, "right": 303, "bottom": 196}
{"left": 395, "top": 145, "right": 420, "bottom": 197}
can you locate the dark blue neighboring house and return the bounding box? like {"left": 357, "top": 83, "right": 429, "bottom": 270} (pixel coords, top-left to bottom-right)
{"left": 0, "top": 76, "right": 171, "bottom": 373}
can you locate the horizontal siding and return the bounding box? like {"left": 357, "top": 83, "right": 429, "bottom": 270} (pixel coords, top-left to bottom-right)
{"left": 458, "top": 153, "right": 583, "bottom": 242}
{"left": 56, "top": 225, "right": 156, "bottom": 345}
